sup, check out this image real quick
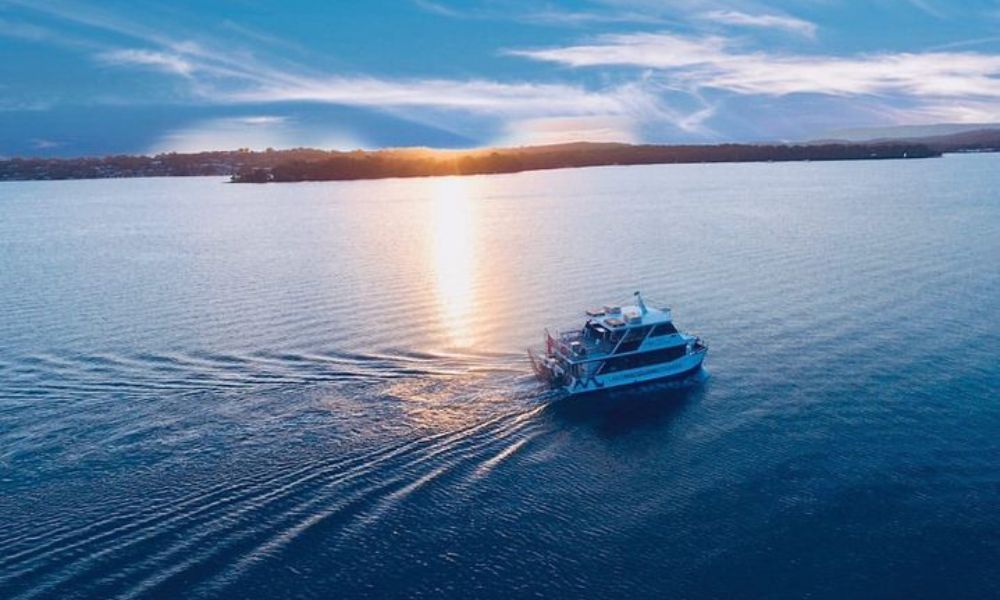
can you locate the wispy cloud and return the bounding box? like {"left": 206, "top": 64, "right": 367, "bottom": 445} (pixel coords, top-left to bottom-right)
{"left": 411, "top": 0, "right": 668, "bottom": 26}
{"left": 225, "top": 76, "right": 652, "bottom": 117}
{"left": 0, "top": 15, "right": 103, "bottom": 49}
{"left": 928, "top": 35, "right": 1000, "bottom": 51}
{"left": 0, "top": 98, "right": 55, "bottom": 112}
{"left": 218, "top": 20, "right": 309, "bottom": 54}
{"left": 507, "top": 33, "right": 730, "bottom": 70}
{"left": 237, "top": 115, "right": 288, "bottom": 125}
{"left": 97, "top": 49, "right": 196, "bottom": 76}
{"left": 677, "top": 102, "right": 718, "bottom": 133}
{"left": 88, "top": 38, "right": 668, "bottom": 124}
{"left": 30, "top": 138, "right": 64, "bottom": 149}
{"left": 906, "top": 0, "right": 949, "bottom": 19}
{"left": 510, "top": 32, "right": 1000, "bottom": 99}
{"left": 514, "top": 9, "right": 668, "bottom": 26}
{"left": 7, "top": 0, "right": 672, "bottom": 133}
{"left": 412, "top": 0, "right": 463, "bottom": 18}
{"left": 894, "top": 99, "right": 1000, "bottom": 123}
{"left": 499, "top": 116, "right": 639, "bottom": 145}
{"left": 9, "top": 0, "right": 996, "bottom": 149}
{"left": 699, "top": 10, "right": 817, "bottom": 38}
{"left": 149, "top": 115, "right": 367, "bottom": 154}
{"left": 0, "top": 16, "right": 58, "bottom": 41}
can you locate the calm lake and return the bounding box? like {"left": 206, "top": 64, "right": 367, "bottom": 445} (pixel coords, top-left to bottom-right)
{"left": 1, "top": 155, "right": 998, "bottom": 599}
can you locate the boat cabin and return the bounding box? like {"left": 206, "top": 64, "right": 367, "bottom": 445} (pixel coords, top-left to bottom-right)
{"left": 528, "top": 291, "right": 708, "bottom": 393}
{"left": 547, "top": 294, "right": 686, "bottom": 365}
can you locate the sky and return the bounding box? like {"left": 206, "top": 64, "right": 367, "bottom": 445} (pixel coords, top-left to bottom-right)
{"left": 2, "top": 0, "right": 1000, "bottom": 157}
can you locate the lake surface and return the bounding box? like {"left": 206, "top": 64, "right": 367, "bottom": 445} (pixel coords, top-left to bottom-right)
{"left": 1, "top": 155, "right": 998, "bottom": 599}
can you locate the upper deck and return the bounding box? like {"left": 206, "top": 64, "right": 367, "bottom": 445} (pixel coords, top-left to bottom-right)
{"left": 585, "top": 303, "right": 671, "bottom": 330}
{"left": 545, "top": 294, "right": 688, "bottom": 365}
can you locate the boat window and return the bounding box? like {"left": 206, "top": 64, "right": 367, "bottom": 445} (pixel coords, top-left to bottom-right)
{"left": 623, "top": 325, "right": 653, "bottom": 342}
{"left": 600, "top": 345, "right": 687, "bottom": 374}
{"left": 612, "top": 325, "right": 652, "bottom": 353}
{"left": 650, "top": 322, "right": 679, "bottom": 337}
{"left": 615, "top": 339, "right": 643, "bottom": 354}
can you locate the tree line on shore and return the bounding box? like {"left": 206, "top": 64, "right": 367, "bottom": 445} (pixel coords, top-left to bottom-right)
{"left": 0, "top": 142, "right": 941, "bottom": 182}
{"left": 233, "top": 142, "right": 940, "bottom": 183}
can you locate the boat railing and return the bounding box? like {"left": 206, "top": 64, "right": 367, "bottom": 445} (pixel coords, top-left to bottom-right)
{"left": 545, "top": 330, "right": 577, "bottom": 358}
{"left": 546, "top": 328, "right": 615, "bottom": 360}
{"left": 558, "top": 330, "right": 583, "bottom": 343}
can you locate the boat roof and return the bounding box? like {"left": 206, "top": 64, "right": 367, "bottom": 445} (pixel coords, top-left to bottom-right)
{"left": 584, "top": 303, "right": 672, "bottom": 329}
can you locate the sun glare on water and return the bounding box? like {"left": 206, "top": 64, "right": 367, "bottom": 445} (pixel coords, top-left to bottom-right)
{"left": 430, "top": 177, "right": 476, "bottom": 348}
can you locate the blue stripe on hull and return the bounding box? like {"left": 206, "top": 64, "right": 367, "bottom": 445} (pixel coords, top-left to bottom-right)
{"left": 563, "top": 361, "right": 706, "bottom": 397}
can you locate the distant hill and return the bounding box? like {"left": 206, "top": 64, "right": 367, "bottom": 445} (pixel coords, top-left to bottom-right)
{"left": 0, "top": 141, "right": 941, "bottom": 183}
{"left": 812, "top": 127, "right": 1000, "bottom": 153}
{"left": 816, "top": 123, "right": 1000, "bottom": 142}
{"left": 880, "top": 128, "right": 1000, "bottom": 152}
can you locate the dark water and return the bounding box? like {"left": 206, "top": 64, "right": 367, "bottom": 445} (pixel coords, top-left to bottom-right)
{"left": 1, "top": 155, "right": 998, "bottom": 599}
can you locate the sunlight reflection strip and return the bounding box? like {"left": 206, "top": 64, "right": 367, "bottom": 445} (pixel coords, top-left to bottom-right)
{"left": 430, "top": 178, "right": 476, "bottom": 348}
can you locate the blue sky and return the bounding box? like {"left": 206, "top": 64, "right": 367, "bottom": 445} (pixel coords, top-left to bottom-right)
{"left": 2, "top": 0, "right": 1000, "bottom": 156}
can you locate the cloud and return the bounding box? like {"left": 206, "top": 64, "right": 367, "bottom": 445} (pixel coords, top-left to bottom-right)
{"left": 97, "top": 49, "right": 196, "bottom": 76}
{"left": 31, "top": 138, "right": 64, "bottom": 149}
{"left": 218, "top": 20, "right": 309, "bottom": 53}
{"left": 677, "top": 103, "right": 718, "bottom": 133}
{"left": 411, "top": 0, "right": 668, "bottom": 25}
{"left": 906, "top": 0, "right": 949, "bottom": 19}
{"left": 224, "top": 76, "right": 657, "bottom": 119}
{"left": 236, "top": 115, "right": 287, "bottom": 125}
{"left": 0, "top": 98, "right": 55, "bottom": 112}
{"left": 412, "top": 0, "right": 462, "bottom": 17}
{"left": 509, "top": 31, "right": 1000, "bottom": 127}
{"left": 499, "top": 116, "right": 639, "bottom": 146}
{"left": 0, "top": 17, "right": 58, "bottom": 41}
{"left": 928, "top": 35, "right": 1000, "bottom": 51}
{"left": 0, "top": 15, "right": 103, "bottom": 50}
{"left": 514, "top": 9, "right": 668, "bottom": 26}
{"left": 149, "top": 115, "right": 367, "bottom": 153}
{"left": 703, "top": 52, "right": 1000, "bottom": 98}
{"left": 699, "top": 10, "right": 817, "bottom": 38}
{"left": 510, "top": 32, "right": 1000, "bottom": 99}
{"left": 37, "top": 3, "right": 667, "bottom": 128}
{"left": 507, "top": 32, "right": 731, "bottom": 70}
{"left": 891, "top": 99, "right": 1000, "bottom": 123}
{"left": 5, "top": 0, "right": 692, "bottom": 141}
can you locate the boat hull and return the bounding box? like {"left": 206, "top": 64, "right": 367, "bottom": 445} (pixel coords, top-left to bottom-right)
{"left": 561, "top": 349, "right": 706, "bottom": 396}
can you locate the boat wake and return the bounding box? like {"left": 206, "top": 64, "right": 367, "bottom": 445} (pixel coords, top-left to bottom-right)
{"left": 0, "top": 348, "right": 557, "bottom": 600}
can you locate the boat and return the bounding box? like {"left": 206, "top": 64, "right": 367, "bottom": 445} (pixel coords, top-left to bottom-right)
{"left": 528, "top": 291, "right": 707, "bottom": 395}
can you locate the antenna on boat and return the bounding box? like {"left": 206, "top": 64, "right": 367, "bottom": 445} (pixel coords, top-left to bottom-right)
{"left": 634, "top": 290, "right": 647, "bottom": 316}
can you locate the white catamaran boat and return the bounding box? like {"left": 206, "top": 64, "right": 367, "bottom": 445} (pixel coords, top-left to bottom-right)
{"left": 528, "top": 292, "right": 707, "bottom": 395}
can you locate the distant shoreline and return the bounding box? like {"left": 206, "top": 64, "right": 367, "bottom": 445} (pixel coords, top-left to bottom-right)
{"left": 0, "top": 141, "right": 950, "bottom": 183}
{"left": 4, "top": 127, "right": 999, "bottom": 183}
{"left": 228, "top": 142, "right": 943, "bottom": 184}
